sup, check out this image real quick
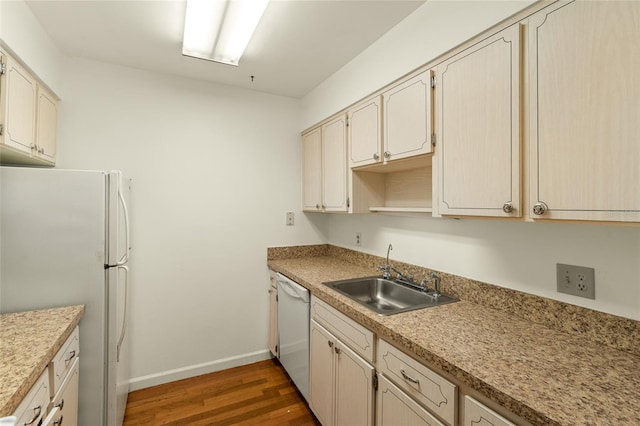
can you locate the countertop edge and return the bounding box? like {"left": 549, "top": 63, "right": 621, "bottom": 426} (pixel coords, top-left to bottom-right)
{"left": 0, "top": 305, "right": 85, "bottom": 416}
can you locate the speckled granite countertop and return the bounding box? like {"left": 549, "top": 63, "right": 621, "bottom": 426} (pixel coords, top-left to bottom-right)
{"left": 268, "top": 254, "right": 640, "bottom": 426}
{"left": 0, "top": 305, "right": 84, "bottom": 416}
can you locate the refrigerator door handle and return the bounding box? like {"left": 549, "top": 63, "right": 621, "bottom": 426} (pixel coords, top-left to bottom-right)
{"left": 116, "top": 265, "right": 129, "bottom": 363}
{"left": 116, "top": 184, "right": 131, "bottom": 266}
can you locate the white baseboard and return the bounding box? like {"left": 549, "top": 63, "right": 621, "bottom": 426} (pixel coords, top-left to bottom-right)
{"left": 128, "top": 349, "right": 273, "bottom": 391}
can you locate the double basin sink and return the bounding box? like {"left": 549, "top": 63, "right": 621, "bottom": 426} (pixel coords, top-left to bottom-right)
{"left": 323, "top": 276, "right": 458, "bottom": 315}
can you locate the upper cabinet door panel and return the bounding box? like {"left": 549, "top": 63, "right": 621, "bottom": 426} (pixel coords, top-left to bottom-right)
{"left": 383, "top": 70, "right": 433, "bottom": 162}
{"left": 36, "top": 86, "right": 58, "bottom": 162}
{"left": 529, "top": 1, "right": 640, "bottom": 222}
{"left": 322, "top": 115, "right": 348, "bottom": 212}
{"left": 437, "top": 24, "right": 521, "bottom": 217}
{"left": 302, "top": 128, "right": 322, "bottom": 211}
{"left": 4, "top": 55, "right": 37, "bottom": 153}
{"left": 348, "top": 95, "right": 383, "bottom": 168}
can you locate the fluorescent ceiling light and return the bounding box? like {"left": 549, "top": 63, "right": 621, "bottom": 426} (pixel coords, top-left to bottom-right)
{"left": 183, "top": 0, "right": 269, "bottom": 66}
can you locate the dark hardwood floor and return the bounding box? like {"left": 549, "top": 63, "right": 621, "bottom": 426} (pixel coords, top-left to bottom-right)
{"left": 123, "top": 359, "right": 320, "bottom": 425}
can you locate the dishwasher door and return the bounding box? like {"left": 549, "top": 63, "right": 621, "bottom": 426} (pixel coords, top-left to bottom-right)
{"left": 276, "top": 273, "right": 310, "bottom": 401}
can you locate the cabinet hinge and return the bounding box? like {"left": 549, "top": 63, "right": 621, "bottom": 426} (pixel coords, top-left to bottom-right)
{"left": 0, "top": 124, "right": 3, "bottom": 135}
{"left": 431, "top": 133, "right": 436, "bottom": 146}
{"left": 276, "top": 294, "right": 278, "bottom": 302}
{"left": 346, "top": 197, "right": 350, "bottom": 208}
{"left": 346, "top": 116, "right": 349, "bottom": 127}
{"left": 373, "top": 373, "right": 378, "bottom": 391}
{"left": 431, "top": 76, "right": 436, "bottom": 88}
{"left": 0, "top": 62, "right": 5, "bottom": 75}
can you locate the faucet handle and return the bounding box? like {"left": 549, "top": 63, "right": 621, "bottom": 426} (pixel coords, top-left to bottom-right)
{"left": 419, "top": 278, "right": 429, "bottom": 292}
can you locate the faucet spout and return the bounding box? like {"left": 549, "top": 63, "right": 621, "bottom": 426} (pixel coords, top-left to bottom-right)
{"left": 377, "top": 244, "right": 394, "bottom": 279}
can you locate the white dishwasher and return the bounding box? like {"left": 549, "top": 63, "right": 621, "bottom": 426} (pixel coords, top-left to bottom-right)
{"left": 276, "top": 273, "right": 310, "bottom": 401}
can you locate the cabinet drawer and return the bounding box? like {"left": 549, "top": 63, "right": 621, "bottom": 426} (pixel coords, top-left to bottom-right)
{"left": 49, "top": 326, "right": 79, "bottom": 397}
{"left": 13, "top": 368, "right": 49, "bottom": 426}
{"left": 377, "top": 339, "right": 457, "bottom": 426}
{"left": 378, "top": 374, "right": 445, "bottom": 426}
{"left": 464, "top": 396, "right": 515, "bottom": 426}
{"left": 310, "top": 296, "right": 374, "bottom": 363}
{"left": 50, "top": 357, "right": 79, "bottom": 426}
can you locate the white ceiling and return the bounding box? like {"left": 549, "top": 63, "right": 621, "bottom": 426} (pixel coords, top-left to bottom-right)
{"left": 25, "top": 0, "right": 425, "bottom": 98}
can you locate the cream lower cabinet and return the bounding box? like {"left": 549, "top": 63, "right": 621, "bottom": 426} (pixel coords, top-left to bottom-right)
{"left": 463, "top": 396, "right": 515, "bottom": 426}
{"left": 268, "top": 271, "right": 278, "bottom": 357}
{"left": 13, "top": 368, "right": 50, "bottom": 426}
{"left": 309, "top": 319, "right": 375, "bottom": 426}
{"left": 436, "top": 23, "right": 521, "bottom": 218}
{"left": 377, "top": 374, "right": 444, "bottom": 426}
{"left": 302, "top": 114, "right": 348, "bottom": 213}
{"left": 528, "top": 0, "right": 640, "bottom": 222}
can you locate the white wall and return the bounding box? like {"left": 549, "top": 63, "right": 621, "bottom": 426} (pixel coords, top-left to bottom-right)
{"left": 0, "top": 0, "right": 64, "bottom": 96}
{"left": 301, "top": 0, "right": 535, "bottom": 129}
{"left": 301, "top": 0, "right": 640, "bottom": 321}
{"left": 57, "top": 57, "right": 328, "bottom": 388}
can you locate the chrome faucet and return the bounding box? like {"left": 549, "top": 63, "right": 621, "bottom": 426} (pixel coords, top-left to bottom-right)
{"left": 429, "top": 272, "right": 441, "bottom": 298}
{"left": 377, "top": 244, "right": 393, "bottom": 279}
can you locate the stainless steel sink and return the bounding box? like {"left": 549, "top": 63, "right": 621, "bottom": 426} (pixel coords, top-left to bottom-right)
{"left": 323, "top": 276, "right": 458, "bottom": 315}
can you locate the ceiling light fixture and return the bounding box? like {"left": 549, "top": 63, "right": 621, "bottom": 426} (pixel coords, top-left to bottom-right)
{"left": 182, "top": 0, "right": 269, "bottom": 66}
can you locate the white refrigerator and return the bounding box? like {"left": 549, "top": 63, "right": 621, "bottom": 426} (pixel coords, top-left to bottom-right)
{"left": 0, "top": 166, "right": 131, "bottom": 426}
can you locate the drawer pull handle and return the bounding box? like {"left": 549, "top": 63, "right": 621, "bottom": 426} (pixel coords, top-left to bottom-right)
{"left": 328, "top": 341, "right": 334, "bottom": 348}
{"left": 334, "top": 347, "right": 341, "bottom": 355}
{"left": 55, "top": 398, "right": 64, "bottom": 410}
{"left": 24, "top": 406, "right": 41, "bottom": 425}
{"left": 400, "top": 369, "right": 420, "bottom": 384}
{"left": 54, "top": 414, "right": 64, "bottom": 425}
{"left": 65, "top": 350, "right": 76, "bottom": 364}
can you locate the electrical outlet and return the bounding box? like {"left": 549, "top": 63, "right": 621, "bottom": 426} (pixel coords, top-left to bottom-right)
{"left": 556, "top": 263, "right": 595, "bottom": 299}
{"left": 286, "top": 212, "right": 294, "bottom": 226}
{"left": 355, "top": 232, "right": 361, "bottom": 246}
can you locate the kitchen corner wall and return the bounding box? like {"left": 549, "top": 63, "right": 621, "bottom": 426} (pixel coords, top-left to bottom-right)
{"left": 56, "top": 57, "right": 329, "bottom": 389}
{"left": 301, "top": 0, "right": 640, "bottom": 321}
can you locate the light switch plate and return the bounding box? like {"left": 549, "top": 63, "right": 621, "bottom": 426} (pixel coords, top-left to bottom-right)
{"left": 286, "top": 212, "right": 294, "bottom": 226}
{"left": 557, "top": 263, "right": 595, "bottom": 299}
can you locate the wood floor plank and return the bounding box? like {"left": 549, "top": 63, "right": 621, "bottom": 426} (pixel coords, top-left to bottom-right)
{"left": 123, "top": 359, "right": 320, "bottom": 426}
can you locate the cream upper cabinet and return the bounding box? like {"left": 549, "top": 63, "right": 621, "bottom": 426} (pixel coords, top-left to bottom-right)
{"left": 436, "top": 24, "right": 521, "bottom": 218}
{"left": 348, "top": 95, "right": 383, "bottom": 168}
{"left": 302, "top": 127, "right": 323, "bottom": 211}
{"left": 321, "top": 115, "right": 348, "bottom": 212}
{"left": 302, "top": 115, "right": 348, "bottom": 213}
{"left": 1, "top": 51, "right": 37, "bottom": 155}
{"left": 36, "top": 85, "right": 57, "bottom": 162}
{"left": 528, "top": 1, "right": 640, "bottom": 222}
{"left": 382, "top": 70, "right": 434, "bottom": 162}
{"left": 0, "top": 49, "right": 58, "bottom": 166}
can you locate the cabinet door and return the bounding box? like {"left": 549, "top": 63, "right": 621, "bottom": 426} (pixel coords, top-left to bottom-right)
{"left": 464, "top": 396, "right": 514, "bottom": 426}
{"left": 2, "top": 53, "right": 37, "bottom": 154}
{"left": 302, "top": 127, "right": 323, "bottom": 211}
{"left": 268, "top": 273, "right": 278, "bottom": 357}
{"left": 322, "top": 115, "right": 348, "bottom": 212}
{"left": 528, "top": 1, "right": 640, "bottom": 222}
{"left": 334, "top": 340, "right": 375, "bottom": 426}
{"left": 310, "top": 320, "right": 335, "bottom": 426}
{"left": 36, "top": 85, "right": 57, "bottom": 162}
{"left": 383, "top": 70, "right": 433, "bottom": 162}
{"left": 437, "top": 24, "right": 521, "bottom": 217}
{"left": 377, "top": 375, "right": 445, "bottom": 426}
{"left": 348, "top": 95, "right": 383, "bottom": 168}
{"left": 51, "top": 358, "right": 80, "bottom": 426}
